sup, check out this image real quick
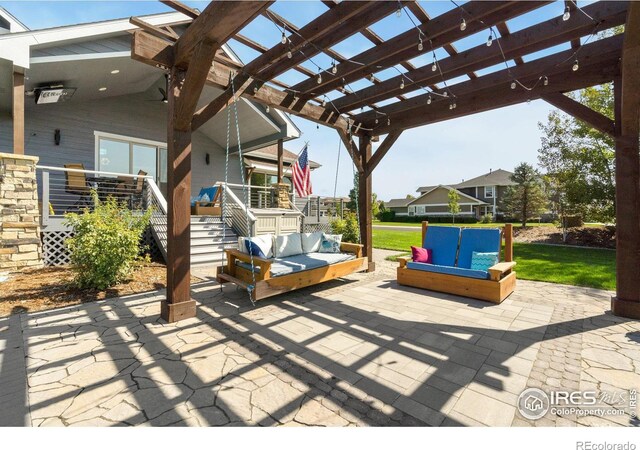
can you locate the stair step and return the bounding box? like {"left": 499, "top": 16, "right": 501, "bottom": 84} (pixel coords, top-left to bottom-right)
{"left": 190, "top": 239, "right": 237, "bottom": 248}
{"left": 191, "top": 253, "right": 226, "bottom": 265}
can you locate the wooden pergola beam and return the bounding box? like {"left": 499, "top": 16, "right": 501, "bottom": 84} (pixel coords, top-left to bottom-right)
{"left": 365, "top": 130, "right": 402, "bottom": 178}
{"left": 333, "top": 1, "right": 627, "bottom": 113}
{"left": 160, "top": 0, "right": 199, "bottom": 19}
{"left": 290, "top": 1, "right": 545, "bottom": 97}
{"left": 337, "top": 130, "right": 364, "bottom": 173}
{"left": 611, "top": 2, "right": 640, "bottom": 319}
{"left": 541, "top": 92, "right": 616, "bottom": 137}
{"left": 129, "top": 16, "right": 177, "bottom": 42}
{"left": 174, "top": 1, "right": 271, "bottom": 68}
{"left": 356, "top": 34, "right": 623, "bottom": 128}
{"left": 131, "top": 31, "right": 353, "bottom": 133}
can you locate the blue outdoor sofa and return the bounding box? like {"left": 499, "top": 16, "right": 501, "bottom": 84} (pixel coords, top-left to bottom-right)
{"left": 397, "top": 222, "right": 516, "bottom": 303}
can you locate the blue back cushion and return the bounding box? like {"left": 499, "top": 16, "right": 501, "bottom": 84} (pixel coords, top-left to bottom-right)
{"left": 423, "top": 226, "right": 461, "bottom": 267}
{"left": 198, "top": 186, "right": 219, "bottom": 203}
{"left": 457, "top": 228, "right": 501, "bottom": 269}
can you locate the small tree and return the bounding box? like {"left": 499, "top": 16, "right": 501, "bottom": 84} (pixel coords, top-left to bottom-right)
{"left": 65, "top": 192, "right": 152, "bottom": 289}
{"left": 330, "top": 212, "right": 360, "bottom": 243}
{"left": 502, "top": 163, "right": 548, "bottom": 227}
{"left": 448, "top": 189, "right": 460, "bottom": 224}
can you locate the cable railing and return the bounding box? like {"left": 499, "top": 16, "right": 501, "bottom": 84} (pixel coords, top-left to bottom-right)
{"left": 37, "top": 165, "right": 153, "bottom": 226}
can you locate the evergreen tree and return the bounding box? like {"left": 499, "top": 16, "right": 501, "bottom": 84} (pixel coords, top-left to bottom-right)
{"left": 502, "top": 163, "right": 548, "bottom": 227}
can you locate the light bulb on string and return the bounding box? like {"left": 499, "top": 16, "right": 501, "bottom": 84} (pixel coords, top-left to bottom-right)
{"left": 572, "top": 59, "right": 579, "bottom": 71}
{"left": 563, "top": 6, "right": 571, "bottom": 21}
{"left": 449, "top": 103, "right": 453, "bottom": 110}
{"left": 322, "top": 98, "right": 326, "bottom": 107}
{"left": 443, "top": 91, "right": 448, "bottom": 97}
{"left": 331, "top": 61, "right": 337, "bottom": 75}
{"left": 510, "top": 81, "right": 516, "bottom": 90}
{"left": 431, "top": 54, "right": 437, "bottom": 72}
{"left": 543, "top": 76, "right": 549, "bottom": 86}
{"left": 265, "top": 105, "right": 269, "bottom": 113}
{"left": 527, "top": 99, "right": 531, "bottom": 105}
{"left": 460, "top": 18, "right": 467, "bottom": 31}
{"left": 486, "top": 33, "right": 493, "bottom": 47}
{"left": 387, "top": 117, "right": 391, "bottom": 126}
{"left": 396, "top": 7, "right": 402, "bottom": 17}
{"left": 427, "top": 95, "right": 432, "bottom": 105}
{"left": 281, "top": 32, "right": 287, "bottom": 45}
{"left": 400, "top": 78, "right": 405, "bottom": 90}
{"left": 253, "top": 86, "right": 258, "bottom": 94}
{"left": 453, "top": 102, "right": 457, "bottom": 109}
{"left": 287, "top": 50, "right": 292, "bottom": 59}
{"left": 317, "top": 72, "right": 322, "bottom": 84}
{"left": 375, "top": 118, "right": 379, "bottom": 124}
{"left": 418, "top": 37, "right": 423, "bottom": 52}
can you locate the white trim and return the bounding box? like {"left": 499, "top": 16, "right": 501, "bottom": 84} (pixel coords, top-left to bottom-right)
{"left": 30, "top": 51, "right": 130, "bottom": 64}
{"left": 94, "top": 131, "right": 167, "bottom": 179}
{"left": 94, "top": 130, "right": 166, "bottom": 148}
{"left": 408, "top": 185, "right": 489, "bottom": 206}
{"left": 484, "top": 186, "right": 495, "bottom": 198}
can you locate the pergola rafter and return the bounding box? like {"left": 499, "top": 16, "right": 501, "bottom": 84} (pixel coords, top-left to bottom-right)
{"left": 127, "top": 0, "right": 639, "bottom": 322}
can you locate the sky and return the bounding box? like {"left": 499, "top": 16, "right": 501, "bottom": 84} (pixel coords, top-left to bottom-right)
{"left": 1, "top": 0, "right": 582, "bottom": 201}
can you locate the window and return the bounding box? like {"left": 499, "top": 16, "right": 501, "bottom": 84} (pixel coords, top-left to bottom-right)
{"left": 95, "top": 132, "right": 167, "bottom": 184}
{"left": 484, "top": 186, "right": 495, "bottom": 198}
{"left": 416, "top": 205, "right": 425, "bottom": 215}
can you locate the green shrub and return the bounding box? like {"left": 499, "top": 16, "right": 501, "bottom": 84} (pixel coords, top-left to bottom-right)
{"left": 64, "top": 192, "right": 152, "bottom": 289}
{"left": 330, "top": 212, "right": 360, "bottom": 243}
{"left": 380, "top": 210, "right": 395, "bottom": 222}
{"left": 481, "top": 213, "right": 494, "bottom": 224}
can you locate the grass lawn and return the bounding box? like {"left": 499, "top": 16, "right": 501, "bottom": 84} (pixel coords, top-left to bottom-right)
{"left": 373, "top": 229, "right": 616, "bottom": 290}
{"left": 373, "top": 221, "right": 554, "bottom": 228}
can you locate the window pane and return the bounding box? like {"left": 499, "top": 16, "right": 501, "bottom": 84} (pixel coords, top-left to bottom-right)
{"left": 132, "top": 144, "right": 157, "bottom": 179}
{"left": 158, "top": 148, "right": 167, "bottom": 183}
{"left": 99, "top": 139, "right": 129, "bottom": 174}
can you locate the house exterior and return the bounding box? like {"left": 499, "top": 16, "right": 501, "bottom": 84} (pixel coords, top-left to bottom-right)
{"left": 0, "top": 8, "right": 301, "bottom": 198}
{"left": 450, "top": 169, "right": 516, "bottom": 216}
{"left": 387, "top": 185, "right": 488, "bottom": 219}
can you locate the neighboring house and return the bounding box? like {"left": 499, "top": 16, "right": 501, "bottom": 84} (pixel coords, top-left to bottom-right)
{"left": 394, "top": 185, "right": 488, "bottom": 218}
{"left": 402, "top": 168, "right": 516, "bottom": 217}
{"left": 0, "top": 8, "right": 301, "bottom": 199}
{"left": 385, "top": 198, "right": 414, "bottom": 217}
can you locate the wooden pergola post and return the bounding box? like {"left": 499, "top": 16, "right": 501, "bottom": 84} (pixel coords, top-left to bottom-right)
{"left": 611, "top": 3, "right": 640, "bottom": 319}
{"left": 277, "top": 138, "right": 284, "bottom": 184}
{"left": 12, "top": 70, "right": 24, "bottom": 155}
{"left": 358, "top": 134, "right": 374, "bottom": 272}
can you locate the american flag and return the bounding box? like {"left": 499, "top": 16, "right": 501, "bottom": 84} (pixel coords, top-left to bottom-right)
{"left": 292, "top": 144, "right": 312, "bottom": 197}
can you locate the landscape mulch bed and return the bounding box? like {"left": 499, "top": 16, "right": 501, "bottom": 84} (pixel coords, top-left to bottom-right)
{"left": 0, "top": 263, "right": 202, "bottom": 317}
{"left": 513, "top": 225, "right": 615, "bottom": 249}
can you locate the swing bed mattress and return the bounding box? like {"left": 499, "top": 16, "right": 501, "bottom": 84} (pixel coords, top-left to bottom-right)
{"left": 236, "top": 252, "right": 356, "bottom": 277}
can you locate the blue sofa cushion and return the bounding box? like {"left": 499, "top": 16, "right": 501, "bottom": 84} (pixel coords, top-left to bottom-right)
{"left": 191, "top": 186, "right": 219, "bottom": 206}
{"left": 406, "top": 261, "right": 489, "bottom": 280}
{"left": 236, "top": 252, "right": 355, "bottom": 278}
{"left": 457, "top": 228, "right": 501, "bottom": 269}
{"left": 423, "top": 226, "right": 461, "bottom": 266}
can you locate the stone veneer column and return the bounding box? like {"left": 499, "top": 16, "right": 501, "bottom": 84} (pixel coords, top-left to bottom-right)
{"left": 272, "top": 183, "right": 291, "bottom": 209}
{"left": 0, "top": 152, "right": 43, "bottom": 271}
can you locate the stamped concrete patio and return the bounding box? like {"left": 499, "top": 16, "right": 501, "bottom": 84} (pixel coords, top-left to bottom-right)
{"left": 1, "top": 251, "right": 639, "bottom": 427}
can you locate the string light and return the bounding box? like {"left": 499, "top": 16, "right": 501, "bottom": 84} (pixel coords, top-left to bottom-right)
{"left": 431, "top": 54, "right": 437, "bottom": 72}
{"left": 387, "top": 117, "right": 391, "bottom": 126}
{"left": 486, "top": 33, "right": 493, "bottom": 47}
{"left": 460, "top": 18, "right": 466, "bottom": 31}
{"left": 449, "top": 103, "right": 453, "bottom": 110}
{"left": 427, "top": 95, "right": 432, "bottom": 105}
{"left": 375, "top": 118, "right": 379, "bottom": 124}
{"left": 400, "top": 78, "right": 405, "bottom": 90}
{"left": 265, "top": 105, "right": 269, "bottom": 113}
{"left": 572, "top": 59, "right": 579, "bottom": 71}
{"left": 253, "top": 86, "right": 258, "bottom": 94}
{"left": 317, "top": 72, "right": 322, "bottom": 84}
{"left": 510, "top": 81, "right": 516, "bottom": 90}
{"left": 281, "top": 31, "right": 287, "bottom": 45}
{"left": 418, "top": 37, "right": 424, "bottom": 52}
{"left": 321, "top": 97, "right": 327, "bottom": 107}
{"left": 331, "top": 61, "right": 337, "bottom": 74}
{"left": 563, "top": 5, "right": 571, "bottom": 21}
{"left": 443, "top": 91, "right": 448, "bottom": 97}
{"left": 396, "top": 7, "right": 402, "bottom": 17}
{"left": 543, "top": 76, "right": 549, "bottom": 86}
{"left": 287, "top": 50, "right": 292, "bottom": 59}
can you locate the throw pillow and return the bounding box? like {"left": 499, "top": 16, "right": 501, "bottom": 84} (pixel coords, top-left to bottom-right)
{"left": 470, "top": 251, "right": 499, "bottom": 271}
{"left": 411, "top": 246, "right": 432, "bottom": 263}
{"left": 301, "top": 232, "right": 323, "bottom": 253}
{"left": 243, "top": 235, "right": 273, "bottom": 259}
{"left": 274, "top": 233, "right": 303, "bottom": 258}
{"left": 319, "top": 234, "right": 342, "bottom": 253}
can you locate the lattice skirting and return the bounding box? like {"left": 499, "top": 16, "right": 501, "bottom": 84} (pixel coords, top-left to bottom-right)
{"left": 302, "top": 222, "right": 332, "bottom": 233}
{"left": 42, "top": 226, "right": 162, "bottom": 267}
{"left": 42, "top": 231, "right": 74, "bottom": 266}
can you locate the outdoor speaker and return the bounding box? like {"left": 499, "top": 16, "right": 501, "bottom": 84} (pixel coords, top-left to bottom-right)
{"left": 54, "top": 129, "right": 61, "bottom": 145}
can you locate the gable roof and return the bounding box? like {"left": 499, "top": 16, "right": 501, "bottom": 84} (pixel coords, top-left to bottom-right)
{"left": 385, "top": 198, "right": 414, "bottom": 208}
{"left": 409, "top": 185, "right": 489, "bottom": 206}
{"left": 415, "top": 185, "right": 436, "bottom": 194}
{"left": 453, "top": 169, "right": 515, "bottom": 189}
{"left": 0, "top": 7, "right": 29, "bottom": 34}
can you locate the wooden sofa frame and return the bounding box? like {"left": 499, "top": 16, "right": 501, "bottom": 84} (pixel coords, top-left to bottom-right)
{"left": 397, "top": 222, "right": 516, "bottom": 303}
{"left": 217, "top": 242, "right": 368, "bottom": 301}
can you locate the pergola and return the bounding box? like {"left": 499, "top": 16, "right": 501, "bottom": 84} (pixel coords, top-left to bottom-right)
{"left": 128, "top": 0, "right": 639, "bottom": 322}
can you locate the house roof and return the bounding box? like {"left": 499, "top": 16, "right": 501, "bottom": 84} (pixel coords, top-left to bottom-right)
{"left": 245, "top": 144, "right": 320, "bottom": 169}
{"left": 415, "top": 185, "right": 436, "bottom": 193}
{"left": 385, "top": 198, "right": 414, "bottom": 208}
{"left": 453, "top": 169, "right": 515, "bottom": 189}
{"left": 0, "top": 7, "right": 29, "bottom": 34}
{"left": 410, "top": 185, "right": 489, "bottom": 206}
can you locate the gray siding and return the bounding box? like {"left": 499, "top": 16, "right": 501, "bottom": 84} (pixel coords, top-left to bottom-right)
{"left": 0, "top": 92, "right": 242, "bottom": 196}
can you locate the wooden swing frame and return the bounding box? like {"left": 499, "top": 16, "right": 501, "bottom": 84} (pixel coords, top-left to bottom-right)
{"left": 217, "top": 242, "right": 368, "bottom": 302}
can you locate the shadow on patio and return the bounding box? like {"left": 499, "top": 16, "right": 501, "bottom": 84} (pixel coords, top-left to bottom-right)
{"left": 0, "top": 276, "right": 638, "bottom": 427}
